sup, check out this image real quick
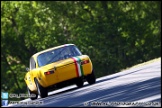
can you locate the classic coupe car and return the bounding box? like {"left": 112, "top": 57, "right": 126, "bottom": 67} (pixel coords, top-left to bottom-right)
{"left": 25, "top": 44, "right": 96, "bottom": 100}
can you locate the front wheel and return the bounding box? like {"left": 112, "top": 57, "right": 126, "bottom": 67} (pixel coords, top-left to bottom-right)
{"left": 86, "top": 71, "right": 96, "bottom": 85}
{"left": 35, "top": 79, "right": 48, "bottom": 98}
{"left": 27, "top": 87, "right": 38, "bottom": 100}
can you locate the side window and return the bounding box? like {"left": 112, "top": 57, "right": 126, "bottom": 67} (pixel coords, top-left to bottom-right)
{"left": 30, "top": 57, "right": 36, "bottom": 70}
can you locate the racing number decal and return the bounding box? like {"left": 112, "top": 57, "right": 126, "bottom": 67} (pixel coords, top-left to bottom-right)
{"left": 71, "top": 57, "right": 84, "bottom": 77}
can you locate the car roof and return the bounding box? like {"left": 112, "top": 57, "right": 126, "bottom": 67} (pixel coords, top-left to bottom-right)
{"left": 32, "top": 44, "right": 75, "bottom": 59}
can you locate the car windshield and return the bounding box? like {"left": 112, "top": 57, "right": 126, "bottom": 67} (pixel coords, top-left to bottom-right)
{"left": 37, "top": 45, "right": 82, "bottom": 67}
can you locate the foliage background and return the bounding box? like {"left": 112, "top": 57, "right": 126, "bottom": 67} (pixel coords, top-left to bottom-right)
{"left": 1, "top": 1, "right": 161, "bottom": 100}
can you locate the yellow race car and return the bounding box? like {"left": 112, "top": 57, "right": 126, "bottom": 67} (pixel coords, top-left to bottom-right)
{"left": 25, "top": 44, "right": 96, "bottom": 100}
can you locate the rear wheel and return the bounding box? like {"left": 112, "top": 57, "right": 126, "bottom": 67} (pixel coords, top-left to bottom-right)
{"left": 75, "top": 77, "right": 84, "bottom": 88}
{"left": 27, "top": 87, "right": 38, "bottom": 100}
{"left": 35, "top": 79, "right": 48, "bottom": 98}
{"left": 86, "top": 71, "right": 96, "bottom": 85}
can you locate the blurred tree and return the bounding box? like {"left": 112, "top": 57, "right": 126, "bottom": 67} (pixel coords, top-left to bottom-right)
{"left": 1, "top": 1, "right": 161, "bottom": 97}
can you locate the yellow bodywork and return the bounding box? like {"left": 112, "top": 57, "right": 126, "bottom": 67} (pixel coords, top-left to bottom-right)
{"left": 25, "top": 44, "right": 93, "bottom": 92}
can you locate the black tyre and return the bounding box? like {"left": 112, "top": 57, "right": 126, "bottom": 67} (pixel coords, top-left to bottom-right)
{"left": 86, "top": 71, "right": 96, "bottom": 85}
{"left": 35, "top": 79, "right": 48, "bottom": 98}
{"left": 76, "top": 77, "right": 84, "bottom": 88}
{"left": 27, "top": 87, "right": 38, "bottom": 100}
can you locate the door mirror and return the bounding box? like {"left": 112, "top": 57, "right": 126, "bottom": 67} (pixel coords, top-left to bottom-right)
{"left": 26, "top": 67, "right": 30, "bottom": 72}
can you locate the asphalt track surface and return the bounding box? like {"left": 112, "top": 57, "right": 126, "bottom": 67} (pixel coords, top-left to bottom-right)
{"left": 7, "top": 58, "right": 161, "bottom": 107}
